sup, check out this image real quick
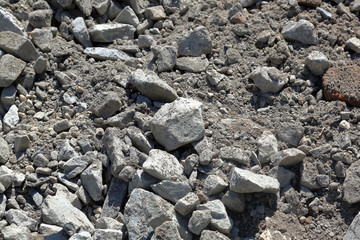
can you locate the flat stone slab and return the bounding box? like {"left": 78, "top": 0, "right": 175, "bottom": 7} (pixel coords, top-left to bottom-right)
{"left": 89, "top": 23, "right": 136, "bottom": 42}
{"left": 0, "top": 54, "right": 26, "bottom": 88}
{"left": 322, "top": 66, "right": 360, "bottom": 107}
{"left": 84, "top": 47, "right": 131, "bottom": 61}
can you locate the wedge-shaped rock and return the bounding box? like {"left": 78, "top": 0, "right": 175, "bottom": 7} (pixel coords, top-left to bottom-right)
{"left": 5, "top": 209, "right": 37, "bottom": 231}
{"left": 250, "top": 67, "right": 287, "bottom": 93}
{"left": 151, "top": 180, "right": 192, "bottom": 203}
{"left": 257, "top": 131, "right": 278, "bottom": 163}
{"left": 0, "top": 7, "right": 26, "bottom": 36}
{"left": 343, "top": 160, "right": 360, "bottom": 204}
{"left": 81, "top": 160, "right": 103, "bottom": 202}
{"left": 124, "top": 188, "right": 177, "bottom": 240}
{"left": 89, "top": 23, "right": 136, "bottom": 42}
{"left": 128, "top": 69, "right": 178, "bottom": 103}
{"left": 344, "top": 210, "right": 360, "bottom": 240}
{"left": 188, "top": 210, "right": 211, "bottom": 235}
{"left": 220, "top": 146, "right": 250, "bottom": 165}
{"left": 150, "top": 98, "right": 205, "bottom": 151}
{"left": 281, "top": 20, "right": 316, "bottom": 45}
{"left": 114, "top": 6, "right": 139, "bottom": 27}
{"left": 197, "top": 200, "right": 232, "bottom": 234}
{"left": 41, "top": 195, "right": 94, "bottom": 236}
{"left": 143, "top": 149, "right": 183, "bottom": 180}
{"left": 84, "top": 47, "right": 131, "bottom": 61}
{"left": 271, "top": 148, "right": 306, "bottom": 166}
{"left": 175, "top": 192, "right": 200, "bottom": 216}
{"left": 221, "top": 190, "right": 245, "bottom": 213}
{"left": 0, "top": 54, "right": 26, "bottom": 87}
{"left": 70, "top": 17, "right": 92, "bottom": 48}
{"left": 0, "top": 31, "right": 39, "bottom": 62}
{"left": 229, "top": 167, "right": 280, "bottom": 193}
{"left": 151, "top": 221, "right": 182, "bottom": 240}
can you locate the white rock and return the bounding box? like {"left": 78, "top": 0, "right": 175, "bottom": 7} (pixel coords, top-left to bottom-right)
{"left": 346, "top": 37, "right": 360, "bottom": 54}
{"left": 84, "top": 47, "right": 131, "bottom": 61}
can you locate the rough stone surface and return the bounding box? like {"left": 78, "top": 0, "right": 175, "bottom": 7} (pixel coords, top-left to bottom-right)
{"left": 70, "top": 17, "right": 92, "bottom": 48}
{"left": 305, "top": 51, "right": 331, "bottom": 76}
{"left": 0, "top": 137, "right": 10, "bottom": 163}
{"left": 221, "top": 190, "right": 245, "bottom": 213}
{"left": 281, "top": 20, "right": 316, "bottom": 45}
{"left": 151, "top": 221, "right": 182, "bottom": 240}
{"left": 89, "top": 23, "right": 136, "bottom": 42}
{"left": 0, "top": 7, "right": 26, "bottom": 36}
{"left": 257, "top": 131, "right": 278, "bottom": 164}
{"left": 200, "top": 230, "right": 231, "bottom": 240}
{"left": 345, "top": 37, "right": 360, "bottom": 54}
{"left": 220, "top": 146, "right": 250, "bottom": 165}
{"left": 0, "top": 54, "right": 26, "bottom": 87}
{"left": 343, "top": 160, "right": 360, "bottom": 204}
{"left": 276, "top": 123, "right": 304, "bottom": 147}
{"left": 178, "top": 26, "right": 212, "bottom": 57}
{"left": 114, "top": 6, "right": 139, "bottom": 27}
{"left": 271, "top": 148, "right": 306, "bottom": 166}
{"left": 156, "top": 46, "right": 177, "bottom": 72}
{"left": 151, "top": 180, "right": 192, "bottom": 203}
{"left": 175, "top": 192, "right": 200, "bottom": 216}
{"left": 1, "top": 224, "right": 32, "bottom": 240}
{"left": 250, "top": 66, "right": 287, "bottom": 93}
{"left": 188, "top": 210, "right": 211, "bottom": 235}
{"left": 344, "top": 211, "right": 360, "bottom": 240}
{"left": 176, "top": 57, "right": 209, "bottom": 73}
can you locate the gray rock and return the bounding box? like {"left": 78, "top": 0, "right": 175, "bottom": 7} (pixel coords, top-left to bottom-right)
{"left": 114, "top": 6, "right": 139, "bottom": 27}
{"left": 53, "top": 119, "right": 73, "bottom": 133}
{"left": 69, "top": 231, "right": 92, "bottom": 240}
{"left": 200, "top": 230, "right": 230, "bottom": 240}
{"left": 58, "top": 140, "right": 78, "bottom": 161}
{"left": 95, "top": 217, "right": 124, "bottom": 230}
{"left": 93, "top": 229, "right": 123, "bottom": 240}
{"left": 163, "top": 0, "right": 189, "bottom": 14}
{"left": 0, "top": 137, "right": 9, "bottom": 164}
{"left": 92, "top": 0, "right": 110, "bottom": 15}
{"left": 257, "top": 131, "right": 278, "bottom": 164}
{"left": 33, "top": 153, "right": 49, "bottom": 167}
{"left": 39, "top": 223, "right": 66, "bottom": 238}
{"left": 151, "top": 180, "right": 192, "bottom": 203}
{"left": 305, "top": 51, "right": 331, "bottom": 76}
{"left": 0, "top": 194, "right": 5, "bottom": 218}
{"left": 126, "top": 126, "right": 153, "bottom": 154}
{"left": 128, "top": 69, "right": 178, "bottom": 103}
{"left": 81, "top": 160, "right": 103, "bottom": 202}
{"left": 344, "top": 211, "right": 360, "bottom": 240}
{"left": 316, "top": 7, "right": 332, "bottom": 19}
{"left": 1, "top": 224, "right": 32, "bottom": 240}
{"left": 56, "top": 0, "right": 73, "bottom": 8}
{"left": 89, "top": 23, "right": 136, "bottom": 42}
{"left": 151, "top": 221, "right": 182, "bottom": 240}
{"left": 221, "top": 190, "right": 245, "bottom": 213}
{"left": 41, "top": 195, "right": 94, "bottom": 236}
{"left": 199, "top": 149, "right": 214, "bottom": 165}
{"left": 309, "top": 144, "right": 331, "bottom": 158}
{"left": 34, "top": 56, "right": 48, "bottom": 74}
{"left": 268, "top": 166, "right": 295, "bottom": 188}
{"left": 30, "top": 28, "right": 53, "bottom": 52}
{"left": 250, "top": 66, "right": 287, "bottom": 93}
{"left": 176, "top": 57, "right": 209, "bottom": 73}
{"left": 178, "top": 26, "right": 212, "bottom": 57}
{"left": 64, "top": 155, "right": 91, "bottom": 179}
{"left": 74, "top": 0, "right": 92, "bottom": 16}
{"left": 0, "top": 54, "right": 26, "bottom": 87}
{"left": 128, "top": 169, "right": 159, "bottom": 194}
{"left": 5, "top": 209, "right": 37, "bottom": 231}
{"left": 203, "top": 175, "right": 228, "bottom": 196}
{"left": 144, "top": 6, "right": 166, "bottom": 20}
{"left": 28, "top": 10, "right": 52, "bottom": 28}
{"left": 70, "top": 17, "right": 92, "bottom": 48}
{"left": 157, "top": 46, "right": 177, "bottom": 72}
{"left": 91, "top": 91, "right": 122, "bottom": 118}
{"left": 3, "top": 105, "right": 19, "bottom": 129}
{"left": 101, "top": 178, "right": 127, "bottom": 218}
{"left": 0, "top": 7, "right": 26, "bottom": 36}
{"left": 271, "top": 148, "right": 306, "bottom": 166}
{"left": 0, "top": 31, "right": 39, "bottom": 62}
{"left": 206, "top": 69, "right": 225, "bottom": 86}
{"left": 0, "top": 166, "right": 13, "bottom": 193}
{"left": 14, "top": 134, "right": 30, "bottom": 153}
{"left": 143, "top": 149, "right": 184, "bottom": 180}
{"left": 332, "top": 151, "right": 353, "bottom": 165}
{"left": 276, "top": 123, "right": 304, "bottom": 147}
{"left": 197, "top": 200, "right": 232, "bottom": 234}
{"left": 343, "top": 160, "right": 360, "bottom": 204}
{"left": 84, "top": 47, "right": 131, "bottom": 61}
{"left": 220, "top": 146, "right": 250, "bottom": 165}
{"left": 1, "top": 85, "right": 16, "bottom": 109}
{"left": 188, "top": 210, "right": 211, "bottom": 235}
{"left": 124, "top": 188, "right": 177, "bottom": 240}
{"left": 229, "top": 167, "right": 280, "bottom": 193}
{"left": 130, "top": 0, "right": 145, "bottom": 14}
{"left": 345, "top": 37, "right": 360, "bottom": 54}
{"left": 300, "top": 160, "right": 321, "bottom": 190}
{"left": 175, "top": 192, "right": 200, "bottom": 216}
{"left": 335, "top": 161, "right": 346, "bottom": 178}
{"left": 281, "top": 20, "right": 316, "bottom": 45}
{"left": 150, "top": 97, "right": 205, "bottom": 151}
{"left": 316, "top": 174, "right": 330, "bottom": 188}
{"left": 138, "top": 35, "right": 155, "bottom": 48}
{"left": 107, "top": 0, "right": 122, "bottom": 19}
{"left": 53, "top": 183, "right": 82, "bottom": 209}
{"left": 351, "top": 0, "right": 360, "bottom": 11}
{"left": 105, "top": 109, "right": 135, "bottom": 129}
{"left": 240, "top": 0, "right": 257, "bottom": 7}
{"left": 136, "top": 19, "right": 153, "bottom": 34}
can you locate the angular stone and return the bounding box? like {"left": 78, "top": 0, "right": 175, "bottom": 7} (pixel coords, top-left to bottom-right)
{"left": 124, "top": 188, "right": 177, "bottom": 240}
{"left": 200, "top": 230, "right": 230, "bottom": 240}
{"left": 93, "top": 229, "right": 123, "bottom": 240}
{"left": 95, "top": 217, "right": 124, "bottom": 230}
{"left": 300, "top": 160, "right": 321, "bottom": 190}
{"left": 268, "top": 166, "right": 295, "bottom": 188}
{"left": 114, "top": 6, "right": 139, "bottom": 27}
{"left": 203, "top": 175, "right": 228, "bottom": 196}
{"left": 344, "top": 211, "right": 360, "bottom": 240}
{"left": 143, "top": 149, "right": 183, "bottom": 180}
{"left": 276, "top": 123, "right": 304, "bottom": 147}
{"left": 305, "top": 51, "right": 331, "bottom": 76}
{"left": 74, "top": 0, "right": 92, "bottom": 16}
{"left": 151, "top": 221, "right": 182, "bottom": 240}
{"left": 126, "top": 126, "right": 153, "bottom": 154}
{"left": 309, "top": 144, "right": 331, "bottom": 158}
{"left": 220, "top": 146, "right": 250, "bottom": 165}
{"left": 346, "top": 37, "right": 360, "bottom": 54}
{"left": 56, "top": 0, "right": 73, "bottom": 8}
{"left": 281, "top": 20, "right": 316, "bottom": 45}
{"left": 1, "top": 224, "right": 32, "bottom": 240}
{"left": 34, "top": 56, "right": 48, "bottom": 74}
{"left": 53, "top": 183, "right": 82, "bottom": 209}
{"left": 197, "top": 200, "right": 232, "bottom": 234}
{"left": 151, "top": 180, "right": 192, "bottom": 203}
{"left": 0, "top": 7, "right": 26, "bottom": 36}
{"left": 105, "top": 109, "right": 135, "bottom": 129}
{"left": 250, "top": 67, "right": 287, "bottom": 93}
{"left": 188, "top": 210, "right": 211, "bottom": 235}
{"left": 3, "top": 105, "right": 19, "bottom": 129}
{"left": 157, "top": 46, "right": 177, "bottom": 72}
{"left": 343, "top": 160, "right": 360, "bottom": 204}
{"left": 130, "top": 0, "right": 145, "bottom": 14}
{"left": 145, "top": 6, "right": 166, "bottom": 20}
{"left": 91, "top": 91, "right": 122, "bottom": 118}
{"left": 39, "top": 223, "right": 66, "bottom": 238}
{"left": 41, "top": 195, "right": 94, "bottom": 236}
{"left": 229, "top": 167, "right": 280, "bottom": 193}
{"left": 0, "top": 54, "right": 26, "bottom": 87}
{"left": 128, "top": 69, "right": 178, "bottom": 103}
{"left": 175, "top": 192, "right": 200, "bottom": 216}
{"left": 107, "top": 0, "right": 122, "bottom": 19}
{"left": 0, "top": 166, "right": 13, "bottom": 194}
{"left": 0, "top": 31, "right": 39, "bottom": 62}
{"left": 0, "top": 137, "right": 9, "bottom": 163}
{"left": 257, "top": 131, "right": 278, "bottom": 164}
{"left": 53, "top": 119, "right": 73, "bottom": 133}
{"left": 178, "top": 26, "right": 212, "bottom": 57}
{"left": 14, "top": 134, "right": 30, "bottom": 153}
{"left": 150, "top": 98, "right": 205, "bottom": 151}
{"left": 70, "top": 17, "right": 92, "bottom": 48}
{"left": 206, "top": 69, "right": 225, "bottom": 86}
{"left": 5, "top": 209, "right": 37, "bottom": 231}
{"left": 101, "top": 178, "right": 127, "bottom": 218}
{"left": 298, "top": 0, "right": 322, "bottom": 7}
{"left": 81, "top": 160, "right": 103, "bottom": 202}
{"left": 128, "top": 169, "right": 159, "bottom": 194}
{"left": 271, "top": 148, "right": 306, "bottom": 166}
{"left": 30, "top": 28, "right": 53, "bottom": 52}
{"left": 84, "top": 47, "right": 131, "bottom": 61}
{"left": 69, "top": 231, "right": 92, "bottom": 240}
{"left": 176, "top": 57, "right": 209, "bottom": 73}
{"left": 89, "top": 23, "right": 136, "bottom": 42}
{"left": 221, "top": 190, "right": 245, "bottom": 213}
{"left": 29, "top": 10, "right": 52, "bottom": 28}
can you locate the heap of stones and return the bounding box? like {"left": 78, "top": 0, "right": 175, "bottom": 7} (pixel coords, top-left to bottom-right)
{"left": 1, "top": 0, "right": 360, "bottom": 239}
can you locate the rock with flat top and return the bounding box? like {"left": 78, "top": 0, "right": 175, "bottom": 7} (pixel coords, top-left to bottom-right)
{"left": 89, "top": 23, "right": 136, "bottom": 42}
{"left": 0, "top": 54, "right": 26, "bottom": 87}
{"left": 0, "top": 7, "right": 26, "bottom": 36}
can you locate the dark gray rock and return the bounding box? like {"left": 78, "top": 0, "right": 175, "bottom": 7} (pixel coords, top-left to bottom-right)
{"left": 101, "top": 178, "right": 127, "bottom": 218}
{"left": 344, "top": 211, "right": 360, "bottom": 240}
{"left": 300, "top": 160, "right": 321, "bottom": 190}
{"left": 0, "top": 54, "right": 26, "bottom": 87}
{"left": 157, "top": 46, "right": 177, "bottom": 72}
{"left": 151, "top": 221, "right": 182, "bottom": 240}
{"left": 250, "top": 67, "right": 287, "bottom": 93}
{"left": 81, "top": 160, "right": 103, "bottom": 202}
{"left": 178, "top": 26, "right": 212, "bottom": 57}
{"left": 281, "top": 20, "right": 317, "bottom": 45}
{"left": 276, "top": 123, "right": 304, "bottom": 147}
{"left": 151, "top": 180, "right": 192, "bottom": 203}
{"left": 89, "top": 23, "right": 136, "bottom": 42}
{"left": 188, "top": 210, "right": 211, "bottom": 235}
{"left": 91, "top": 91, "right": 122, "bottom": 118}
{"left": 221, "top": 190, "right": 245, "bottom": 213}
{"left": 343, "top": 160, "right": 360, "bottom": 204}
{"left": 268, "top": 166, "right": 295, "bottom": 188}
{"left": 28, "top": 10, "right": 52, "bottom": 28}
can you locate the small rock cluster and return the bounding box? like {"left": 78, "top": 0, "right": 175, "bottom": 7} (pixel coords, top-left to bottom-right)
{"left": 0, "top": 0, "right": 360, "bottom": 239}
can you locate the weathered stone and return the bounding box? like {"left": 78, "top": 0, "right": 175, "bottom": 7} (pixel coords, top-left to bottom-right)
{"left": 0, "top": 54, "right": 26, "bottom": 87}
{"left": 157, "top": 46, "right": 177, "bottom": 72}
{"left": 29, "top": 10, "right": 52, "bottom": 28}
{"left": 128, "top": 169, "right": 159, "bottom": 194}
{"left": 221, "top": 190, "right": 245, "bottom": 213}
{"left": 345, "top": 37, "right": 360, "bottom": 54}
{"left": 30, "top": 28, "right": 53, "bottom": 52}
{"left": 1, "top": 85, "right": 16, "bottom": 109}
{"left": 300, "top": 160, "right": 321, "bottom": 190}
{"left": 257, "top": 131, "right": 278, "bottom": 164}
{"left": 93, "top": 229, "right": 123, "bottom": 240}
{"left": 281, "top": 20, "right": 316, "bottom": 45}
{"left": 203, "top": 175, "right": 228, "bottom": 196}
{"left": 0, "top": 31, "right": 39, "bottom": 62}
{"left": 144, "top": 6, "right": 166, "bottom": 20}
{"left": 56, "top": 0, "right": 73, "bottom": 8}
{"left": 138, "top": 35, "right": 155, "bottom": 48}
{"left": 39, "top": 223, "right": 66, "bottom": 238}
{"left": 128, "top": 69, "right": 178, "bottom": 103}
{"left": 250, "top": 67, "right": 287, "bottom": 93}
{"left": 309, "top": 144, "right": 331, "bottom": 158}
{"left": 95, "top": 217, "right": 124, "bottom": 230}
{"left": 41, "top": 195, "right": 94, "bottom": 236}
{"left": 101, "top": 178, "right": 128, "bottom": 218}
{"left": 151, "top": 180, "right": 192, "bottom": 203}
{"left": 89, "top": 23, "right": 136, "bottom": 42}
{"left": 114, "top": 6, "right": 139, "bottom": 27}
{"left": 84, "top": 47, "right": 131, "bottom": 61}
{"left": 74, "top": 0, "right": 92, "bottom": 16}
{"left": 178, "top": 26, "right": 212, "bottom": 57}
{"left": 197, "top": 200, "right": 232, "bottom": 234}
{"left": 206, "top": 69, "right": 225, "bottom": 86}
{"left": 53, "top": 119, "right": 73, "bottom": 133}
{"left": 105, "top": 109, "right": 135, "bottom": 129}
{"left": 271, "top": 148, "right": 306, "bottom": 166}
{"left": 305, "top": 51, "right": 331, "bottom": 76}
{"left": 343, "top": 160, "right": 360, "bottom": 204}
{"left": 34, "top": 56, "right": 48, "bottom": 74}
{"left": 70, "top": 17, "right": 92, "bottom": 48}
{"left": 81, "top": 160, "right": 103, "bottom": 202}
{"left": 1, "top": 224, "right": 32, "bottom": 240}
{"left": 53, "top": 183, "right": 82, "bottom": 209}
{"left": 0, "top": 7, "right": 26, "bottom": 36}
{"left": 229, "top": 167, "right": 280, "bottom": 193}
{"left": 69, "top": 231, "right": 92, "bottom": 240}
{"left": 344, "top": 211, "right": 360, "bottom": 240}
{"left": 91, "top": 91, "right": 122, "bottom": 118}
{"left": 5, "top": 209, "right": 37, "bottom": 231}
{"left": 200, "top": 230, "right": 230, "bottom": 240}
{"left": 14, "top": 134, "right": 30, "bottom": 153}
{"left": 143, "top": 149, "right": 183, "bottom": 180}
{"left": 150, "top": 98, "right": 205, "bottom": 151}
{"left": 107, "top": 0, "right": 122, "bottom": 19}
{"left": 126, "top": 126, "right": 153, "bottom": 154}
{"left": 0, "top": 137, "right": 9, "bottom": 164}
{"left": 0, "top": 166, "right": 13, "bottom": 194}
{"left": 298, "top": 0, "right": 321, "bottom": 7}
{"left": 0, "top": 194, "right": 5, "bottom": 218}
{"left": 240, "top": 0, "right": 257, "bottom": 7}
{"left": 176, "top": 57, "right": 209, "bottom": 73}
{"left": 220, "top": 146, "right": 250, "bottom": 165}
{"left": 151, "top": 221, "right": 182, "bottom": 240}
{"left": 276, "top": 123, "right": 304, "bottom": 147}
{"left": 175, "top": 192, "right": 200, "bottom": 216}
{"left": 268, "top": 166, "right": 295, "bottom": 188}
{"left": 188, "top": 210, "right": 211, "bottom": 235}
{"left": 92, "top": 0, "right": 110, "bottom": 15}
{"left": 130, "top": 0, "right": 145, "bottom": 14}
